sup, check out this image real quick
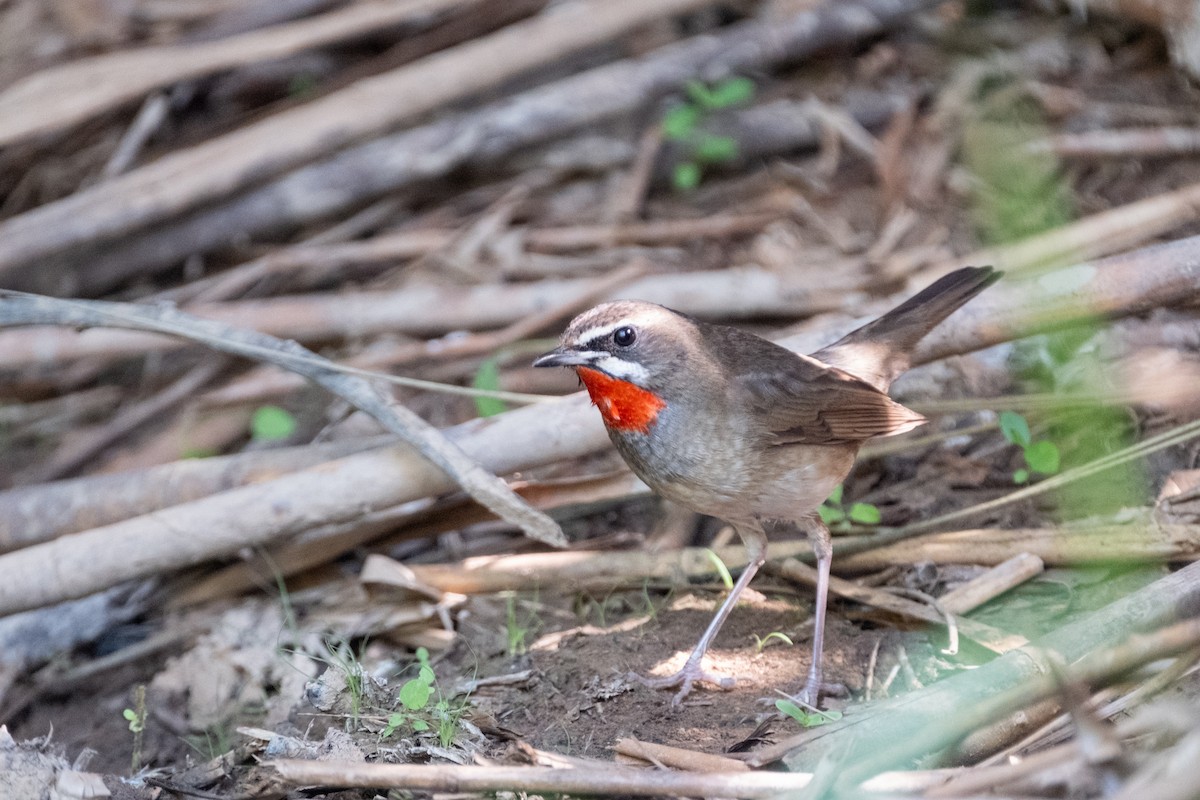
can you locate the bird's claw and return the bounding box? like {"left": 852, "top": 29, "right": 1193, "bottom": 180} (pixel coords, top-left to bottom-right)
{"left": 629, "top": 662, "right": 734, "bottom": 706}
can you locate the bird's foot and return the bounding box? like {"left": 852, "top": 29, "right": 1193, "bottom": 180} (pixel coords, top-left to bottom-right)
{"left": 629, "top": 660, "right": 734, "bottom": 706}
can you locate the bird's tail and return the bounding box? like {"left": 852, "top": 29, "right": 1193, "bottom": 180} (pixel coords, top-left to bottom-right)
{"left": 815, "top": 266, "right": 1001, "bottom": 390}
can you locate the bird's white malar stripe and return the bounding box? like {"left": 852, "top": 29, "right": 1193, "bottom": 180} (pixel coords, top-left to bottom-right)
{"left": 571, "top": 320, "right": 632, "bottom": 349}
{"left": 593, "top": 354, "right": 649, "bottom": 383}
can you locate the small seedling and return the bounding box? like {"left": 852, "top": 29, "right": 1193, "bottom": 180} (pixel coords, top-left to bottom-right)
{"left": 661, "top": 77, "right": 755, "bottom": 191}
{"left": 322, "top": 636, "right": 368, "bottom": 724}
{"left": 250, "top": 404, "right": 297, "bottom": 441}
{"left": 504, "top": 593, "right": 543, "bottom": 657}
{"left": 752, "top": 631, "right": 794, "bottom": 653}
{"left": 775, "top": 698, "right": 842, "bottom": 728}
{"left": 818, "top": 484, "right": 882, "bottom": 529}
{"left": 381, "top": 647, "right": 469, "bottom": 748}
{"left": 999, "top": 410, "right": 1061, "bottom": 483}
{"left": 122, "top": 684, "right": 147, "bottom": 773}
{"left": 703, "top": 548, "right": 735, "bottom": 590}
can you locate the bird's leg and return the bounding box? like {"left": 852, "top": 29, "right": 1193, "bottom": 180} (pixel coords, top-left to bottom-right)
{"left": 793, "top": 516, "right": 833, "bottom": 707}
{"left": 633, "top": 523, "right": 767, "bottom": 705}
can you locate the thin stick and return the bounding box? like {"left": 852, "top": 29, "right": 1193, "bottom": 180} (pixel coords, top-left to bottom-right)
{"left": 0, "top": 292, "right": 564, "bottom": 547}
{"left": 938, "top": 553, "right": 1045, "bottom": 615}
{"left": 772, "top": 558, "right": 1025, "bottom": 653}
{"left": 834, "top": 416, "right": 1200, "bottom": 558}
{"left": 270, "top": 758, "right": 961, "bottom": 797}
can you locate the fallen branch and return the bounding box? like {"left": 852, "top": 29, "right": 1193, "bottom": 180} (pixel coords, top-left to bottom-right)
{"left": 15, "top": 0, "right": 938, "bottom": 295}
{"left": 832, "top": 525, "right": 1198, "bottom": 571}
{"left": 0, "top": 267, "right": 852, "bottom": 371}
{"left": 750, "top": 561, "right": 1200, "bottom": 779}
{"left": 1028, "top": 127, "right": 1200, "bottom": 160}
{"left": 0, "top": 0, "right": 718, "bottom": 289}
{"left": 0, "top": 0, "right": 475, "bottom": 146}
{"left": 0, "top": 292, "right": 564, "bottom": 551}
{"left": 0, "top": 393, "right": 604, "bottom": 616}
{"left": 772, "top": 558, "right": 1024, "bottom": 653}
{"left": 910, "top": 233, "right": 1200, "bottom": 365}
{"left": 937, "top": 553, "right": 1045, "bottom": 615}
{"left": 0, "top": 436, "right": 391, "bottom": 552}
{"left": 905, "top": 181, "right": 1200, "bottom": 289}
{"left": 269, "top": 757, "right": 959, "bottom": 797}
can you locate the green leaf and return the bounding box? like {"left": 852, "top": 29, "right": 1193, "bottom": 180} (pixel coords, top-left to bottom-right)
{"left": 382, "top": 712, "right": 405, "bottom": 738}
{"left": 1024, "top": 440, "right": 1060, "bottom": 474}
{"left": 661, "top": 104, "right": 700, "bottom": 140}
{"left": 775, "top": 699, "right": 806, "bottom": 724}
{"left": 416, "top": 646, "right": 431, "bottom": 667}
{"left": 703, "top": 548, "right": 734, "bottom": 590}
{"left": 817, "top": 505, "right": 845, "bottom": 525}
{"left": 123, "top": 708, "right": 143, "bottom": 732}
{"left": 472, "top": 357, "right": 507, "bottom": 418}
{"left": 250, "top": 405, "right": 297, "bottom": 441}
{"left": 399, "top": 678, "right": 432, "bottom": 711}
{"left": 827, "top": 485, "right": 844, "bottom": 506}
{"left": 693, "top": 134, "right": 739, "bottom": 164}
{"left": 706, "top": 77, "right": 755, "bottom": 108}
{"left": 418, "top": 665, "right": 436, "bottom": 685}
{"left": 410, "top": 719, "right": 430, "bottom": 732}
{"left": 998, "top": 411, "right": 1031, "bottom": 448}
{"left": 754, "top": 631, "right": 794, "bottom": 652}
{"left": 685, "top": 80, "right": 717, "bottom": 109}
{"left": 848, "top": 503, "right": 882, "bottom": 525}
{"left": 1013, "top": 468, "right": 1029, "bottom": 484}
{"left": 672, "top": 161, "right": 701, "bottom": 191}
{"left": 775, "top": 700, "right": 841, "bottom": 727}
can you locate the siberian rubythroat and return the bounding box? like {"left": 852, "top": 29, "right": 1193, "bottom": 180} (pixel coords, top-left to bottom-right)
{"left": 534, "top": 266, "right": 999, "bottom": 704}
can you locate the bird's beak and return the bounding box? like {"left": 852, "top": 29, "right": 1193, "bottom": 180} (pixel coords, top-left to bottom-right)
{"left": 533, "top": 347, "right": 595, "bottom": 368}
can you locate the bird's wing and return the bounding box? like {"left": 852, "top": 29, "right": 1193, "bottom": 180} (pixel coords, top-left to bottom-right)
{"left": 726, "top": 337, "right": 925, "bottom": 445}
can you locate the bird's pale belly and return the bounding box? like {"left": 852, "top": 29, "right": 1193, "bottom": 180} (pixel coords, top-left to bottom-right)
{"left": 610, "top": 421, "right": 857, "bottom": 525}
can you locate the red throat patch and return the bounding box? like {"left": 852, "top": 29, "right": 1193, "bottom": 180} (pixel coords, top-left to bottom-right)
{"left": 576, "top": 367, "right": 666, "bottom": 434}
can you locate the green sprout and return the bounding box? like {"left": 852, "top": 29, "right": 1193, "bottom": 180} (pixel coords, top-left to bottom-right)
{"left": 122, "top": 685, "right": 147, "bottom": 773}
{"left": 818, "top": 484, "right": 882, "bottom": 529}
{"left": 703, "top": 548, "right": 735, "bottom": 590}
{"left": 381, "top": 647, "right": 469, "bottom": 748}
{"left": 661, "top": 77, "right": 755, "bottom": 191}
{"left": 250, "top": 404, "right": 297, "bottom": 441}
{"left": 776, "top": 698, "right": 842, "bottom": 728}
{"left": 752, "top": 631, "right": 794, "bottom": 653}
{"left": 505, "top": 593, "right": 542, "bottom": 657}
{"left": 999, "top": 410, "right": 1061, "bottom": 484}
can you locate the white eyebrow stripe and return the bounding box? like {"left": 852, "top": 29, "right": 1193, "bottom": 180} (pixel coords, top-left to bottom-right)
{"left": 572, "top": 320, "right": 631, "bottom": 347}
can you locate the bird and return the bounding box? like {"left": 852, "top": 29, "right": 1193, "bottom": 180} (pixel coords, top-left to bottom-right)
{"left": 533, "top": 266, "right": 1000, "bottom": 705}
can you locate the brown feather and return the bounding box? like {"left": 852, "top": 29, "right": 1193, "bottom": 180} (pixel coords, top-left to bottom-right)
{"left": 697, "top": 320, "right": 925, "bottom": 445}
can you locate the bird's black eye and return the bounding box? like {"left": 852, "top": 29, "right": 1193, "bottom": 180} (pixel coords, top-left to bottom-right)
{"left": 613, "top": 326, "right": 636, "bottom": 347}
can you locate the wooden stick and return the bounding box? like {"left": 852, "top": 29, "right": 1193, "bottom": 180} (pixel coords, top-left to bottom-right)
{"left": 0, "top": 0, "right": 476, "bottom": 146}
{"left": 753, "top": 562, "right": 1200, "bottom": 777}
{"left": 0, "top": 268, "right": 851, "bottom": 371}
{"left": 1028, "top": 127, "right": 1200, "bottom": 160}
{"left": 938, "top": 553, "right": 1045, "bottom": 615}
{"left": 613, "top": 738, "right": 749, "bottom": 773}
{"left": 905, "top": 180, "right": 1200, "bottom": 292}
{"left": 18, "top": 0, "right": 937, "bottom": 295}
{"left": 0, "top": 0, "right": 723, "bottom": 287}
{"left": 833, "top": 523, "right": 1199, "bottom": 573}
{"left": 772, "top": 558, "right": 1025, "bottom": 654}
{"left": 269, "top": 758, "right": 961, "bottom": 797}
